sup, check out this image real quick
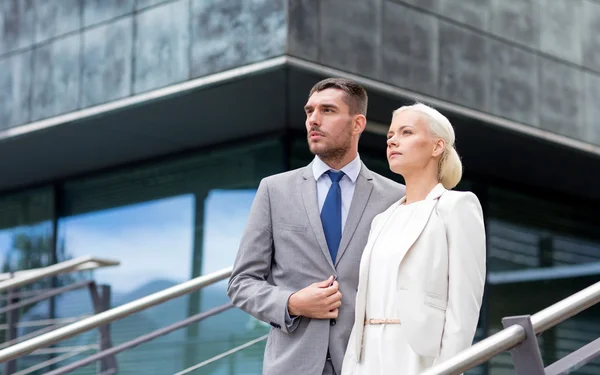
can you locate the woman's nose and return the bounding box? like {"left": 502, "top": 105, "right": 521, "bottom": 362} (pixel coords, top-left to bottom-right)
{"left": 387, "top": 137, "right": 398, "bottom": 147}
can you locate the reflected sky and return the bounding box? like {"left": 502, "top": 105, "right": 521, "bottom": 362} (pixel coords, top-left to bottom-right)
{"left": 58, "top": 189, "right": 256, "bottom": 295}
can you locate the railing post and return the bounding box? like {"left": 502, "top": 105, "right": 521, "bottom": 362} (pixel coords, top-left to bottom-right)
{"left": 88, "top": 283, "right": 118, "bottom": 374}
{"left": 502, "top": 315, "right": 545, "bottom": 375}
{"left": 3, "top": 288, "right": 19, "bottom": 375}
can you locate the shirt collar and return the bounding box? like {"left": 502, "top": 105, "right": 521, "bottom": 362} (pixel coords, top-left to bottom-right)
{"left": 312, "top": 154, "right": 361, "bottom": 184}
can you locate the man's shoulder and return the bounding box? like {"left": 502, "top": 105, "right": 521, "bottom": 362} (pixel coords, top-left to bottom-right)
{"left": 261, "top": 166, "right": 308, "bottom": 186}
{"left": 368, "top": 170, "right": 406, "bottom": 199}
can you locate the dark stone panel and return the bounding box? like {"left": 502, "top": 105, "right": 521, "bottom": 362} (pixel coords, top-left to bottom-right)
{"left": 288, "top": 0, "right": 319, "bottom": 60}
{"left": 191, "top": 0, "right": 285, "bottom": 78}
{"left": 539, "top": 0, "right": 582, "bottom": 64}
{"left": 134, "top": 0, "right": 189, "bottom": 94}
{"left": 439, "top": 22, "right": 488, "bottom": 111}
{"left": 584, "top": 72, "right": 600, "bottom": 144}
{"left": 320, "top": 0, "right": 381, "bottom": 78}
{"left": 489, "top": 40, "right": 538, "bottom": 126}
{"left": 490, "top": 0, "right": 538, "bottom": 47}
{"left": 0, "top": 51, "right": 32, "bottom": 128}
{"left": 136, "top": 0, "right": 171, "bottom": 10}
{"left": 440, "top": 0, "right": 490, "bottom": 31}
{"left": 539, "top": 58, "right": 584, "bottom": 139}
{"left": 0, "top": 0, "right": 34, "bottom": 55}
{"left": 31, "top": 34, "right": 81, "bottom": 121}
{"left": 83, "top": 0, "right": 134, "bottom": 27}
{"left": 82, "top": 17, "right": 133, "bottom": 107}
{"left": 382, "top": 1, "right": 438, "bottom": 96}
{"left": 34, "top": 0, "right": 82, "bottom": 44}
{"left": 582, "top": 0, "right": 600, "bottom": 72}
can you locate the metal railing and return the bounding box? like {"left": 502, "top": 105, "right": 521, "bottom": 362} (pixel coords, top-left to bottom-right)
{"left": 0, "top": 256, "right": 120, "bottom": 374}
{"left": 0, "top": 256, "right": 120, "bottom": 293}
{"left": 423, "top": 280, "right": 600, "bottom": 375}
{"left": 1, "top": 264, "right": 598, "bottom": 374}
{"left": 0, "top": 266, "right": 234, "bottom": 368}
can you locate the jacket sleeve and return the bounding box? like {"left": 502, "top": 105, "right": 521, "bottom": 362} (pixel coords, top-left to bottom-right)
{"left": 226, "top": 178, "right": 298, "bottom": 333}
{"left": 434, "top": 192, "right": 487, "bottom": 365}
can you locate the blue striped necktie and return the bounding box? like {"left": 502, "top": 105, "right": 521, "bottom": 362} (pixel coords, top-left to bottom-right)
{"left": 321, "top": 170, "right": 344, "bottom": 263}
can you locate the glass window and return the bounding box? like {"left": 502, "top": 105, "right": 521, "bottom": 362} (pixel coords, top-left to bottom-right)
{"left": 53, "top": 139, "right": 283, "bottom": 374}
{"left": 0, "top": 187, "right": 55, "bottom": 371}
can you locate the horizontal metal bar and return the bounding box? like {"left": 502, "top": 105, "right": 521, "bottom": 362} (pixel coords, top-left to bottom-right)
{"left": 30, "top": 344, "right": 99, "bottom": 356}
{"left": 545, "top": 337, "right": 600, "bottom": 375}
{"left": 0, "top": 280, "right": 93, "bottom": 314}
{"left": 0, "top": 316, "right": 91, "bottom": 330}
{"left": 44, "top": 303, "right": 234, "bottom": 375}
{"left": 0, "top": 256, "right": 119, "bottom": 292}
{"left": 0, "top": 323, "right": 62, "bottom": 349}
{"left": 422, "top": 280, "right": 600, "bottom": 375}
{"left": 13, "top": 346, "right": 92, "bottom": 375}
{"left": 421, "top": 325, "right": 526, "bottom": 375}
{"left": 0, "top": 266, "right": 233, "bottom": 362}
{"left": 487, "top": 262, "right": 600, "bottom": 285}
{"left": 174, "top": 334, "right": 269, "bottom": 375}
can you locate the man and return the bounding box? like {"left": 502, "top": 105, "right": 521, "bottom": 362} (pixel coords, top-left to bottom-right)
{"left": 227, "top": 78, "right": 405, "bottom": 375}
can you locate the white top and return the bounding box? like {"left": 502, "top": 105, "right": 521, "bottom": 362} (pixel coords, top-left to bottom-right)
{"left": 312, "top": 154, "right": 361, "bottom": 232}
{"left": 354, "top": 200, "right": 436, "bottom": 375}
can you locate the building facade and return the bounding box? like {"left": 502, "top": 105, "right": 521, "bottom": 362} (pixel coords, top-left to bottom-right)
{"left": 1, "top": 0, "right": 600, "bottom": 374}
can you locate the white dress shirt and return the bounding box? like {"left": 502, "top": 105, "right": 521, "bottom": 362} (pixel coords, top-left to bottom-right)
{"left": 285, "top": 154, "right": 361, "bottom": 327}
{"left": 312, "top": 154, "right": 361, "bottom": 233}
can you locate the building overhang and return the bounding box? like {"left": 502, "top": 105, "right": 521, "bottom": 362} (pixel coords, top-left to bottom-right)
{"left": 1, "top": 56, "right": 599, "bottom": 200}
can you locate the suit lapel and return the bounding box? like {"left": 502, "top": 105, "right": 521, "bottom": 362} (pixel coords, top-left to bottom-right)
{"left": 334, "top": 164, "right": 373, "bottom": 266}
{"left": 300, "top": 165, "right": 335, "bottom": 270}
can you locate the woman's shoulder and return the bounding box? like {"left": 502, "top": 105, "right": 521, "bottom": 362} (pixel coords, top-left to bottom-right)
{"left": 437, "top": 189, "right": 482, "bottom": 216}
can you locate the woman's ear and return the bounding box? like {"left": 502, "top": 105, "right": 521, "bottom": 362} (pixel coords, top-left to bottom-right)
{"left": 432, "top": 138, "right": 445, "bottom": 157}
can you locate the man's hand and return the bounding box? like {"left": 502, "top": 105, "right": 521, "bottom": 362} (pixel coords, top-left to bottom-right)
{"left": 288, "top": 276, "right": 342, "bottom": 319}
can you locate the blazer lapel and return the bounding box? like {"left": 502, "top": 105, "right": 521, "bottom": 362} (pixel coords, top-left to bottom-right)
{"left": 334, "top": 163, "right": 374, "bottom": 266}
{"left": 392, "top": 183, "right": 446, "bottom": 267}
{"left": 300, "top": 165, "right": 335, "bottom": 270}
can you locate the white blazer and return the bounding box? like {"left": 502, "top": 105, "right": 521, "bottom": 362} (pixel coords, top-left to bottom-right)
{"left": 346, "top": 183, "right": 486, "bottom": 366}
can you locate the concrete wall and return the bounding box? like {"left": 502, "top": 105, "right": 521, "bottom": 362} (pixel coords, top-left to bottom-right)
{"left": 1, "top": 0, "right": 599, "bottom": 146}
{"left": 289, "top": 0, "right": 600, "bottom": 146}
{"left": 0, "top": 0, "right": 285, "bottom": 128}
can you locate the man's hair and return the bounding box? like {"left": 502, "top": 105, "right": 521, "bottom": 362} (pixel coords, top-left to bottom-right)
{"left": 309, "top": 78, "right": 368, "bottom": 116}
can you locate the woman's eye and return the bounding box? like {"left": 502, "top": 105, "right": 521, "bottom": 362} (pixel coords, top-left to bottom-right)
{"left": 403, "top": 130, "right": 412, "bottom": 135}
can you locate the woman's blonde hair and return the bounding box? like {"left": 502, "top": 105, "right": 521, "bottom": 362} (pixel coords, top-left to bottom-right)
{"left": 393, "top": 103, "right": 462, "bottom": 189}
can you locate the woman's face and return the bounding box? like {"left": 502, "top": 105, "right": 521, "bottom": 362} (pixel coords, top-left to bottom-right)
{"left": 386, "top": 110, "right": 442, "bottom": 176}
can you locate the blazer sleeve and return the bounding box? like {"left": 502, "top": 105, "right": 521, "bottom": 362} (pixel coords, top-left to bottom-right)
{"left": 226, "top": 178, "right": 298, "bottom": 333}
{"left": 434, "top": 192, "right": 487, "bottom": 365}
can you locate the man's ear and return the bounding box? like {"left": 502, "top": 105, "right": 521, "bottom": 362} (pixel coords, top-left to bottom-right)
{"left": 353, "top": 114, "right": 367, "bottom": 135}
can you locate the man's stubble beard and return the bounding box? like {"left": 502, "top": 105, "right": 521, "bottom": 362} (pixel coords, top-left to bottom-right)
{"left": 308, "top": 130, "right": 353, "bottom": 165}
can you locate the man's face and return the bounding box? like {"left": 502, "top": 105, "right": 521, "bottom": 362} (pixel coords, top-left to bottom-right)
{"left": 304, "top": 88, "right": 355, "bottom": 159}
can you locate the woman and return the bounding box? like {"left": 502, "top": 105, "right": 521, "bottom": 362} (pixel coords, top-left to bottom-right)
{"left": 341, "top": 103, "right": 486, "bottom": 374}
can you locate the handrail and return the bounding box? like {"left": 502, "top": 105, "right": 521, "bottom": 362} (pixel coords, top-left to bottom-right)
{"left": 174, "top": 334, "right": 269, "bottom": 375}
{"left": 422, "top": 280, "right": 600, "bottom": 375}
{"left": 0, "top": 256, "right": 120, "bottom": 293}
{"left": 0, "top": 266, "right": 233, "bottom": 363}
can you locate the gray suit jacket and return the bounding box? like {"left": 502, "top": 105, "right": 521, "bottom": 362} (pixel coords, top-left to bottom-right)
{"left": 227, "top": 161, "right": 405, "bottom": 375}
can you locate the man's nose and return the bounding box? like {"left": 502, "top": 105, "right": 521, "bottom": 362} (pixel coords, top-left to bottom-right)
{"left": 308, "top": 111, "right": 321, "bottom": 125}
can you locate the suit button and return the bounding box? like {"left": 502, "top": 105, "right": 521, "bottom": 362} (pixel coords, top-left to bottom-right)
{"left": 330, "top": 319, "right": 336, "bottom": 326}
